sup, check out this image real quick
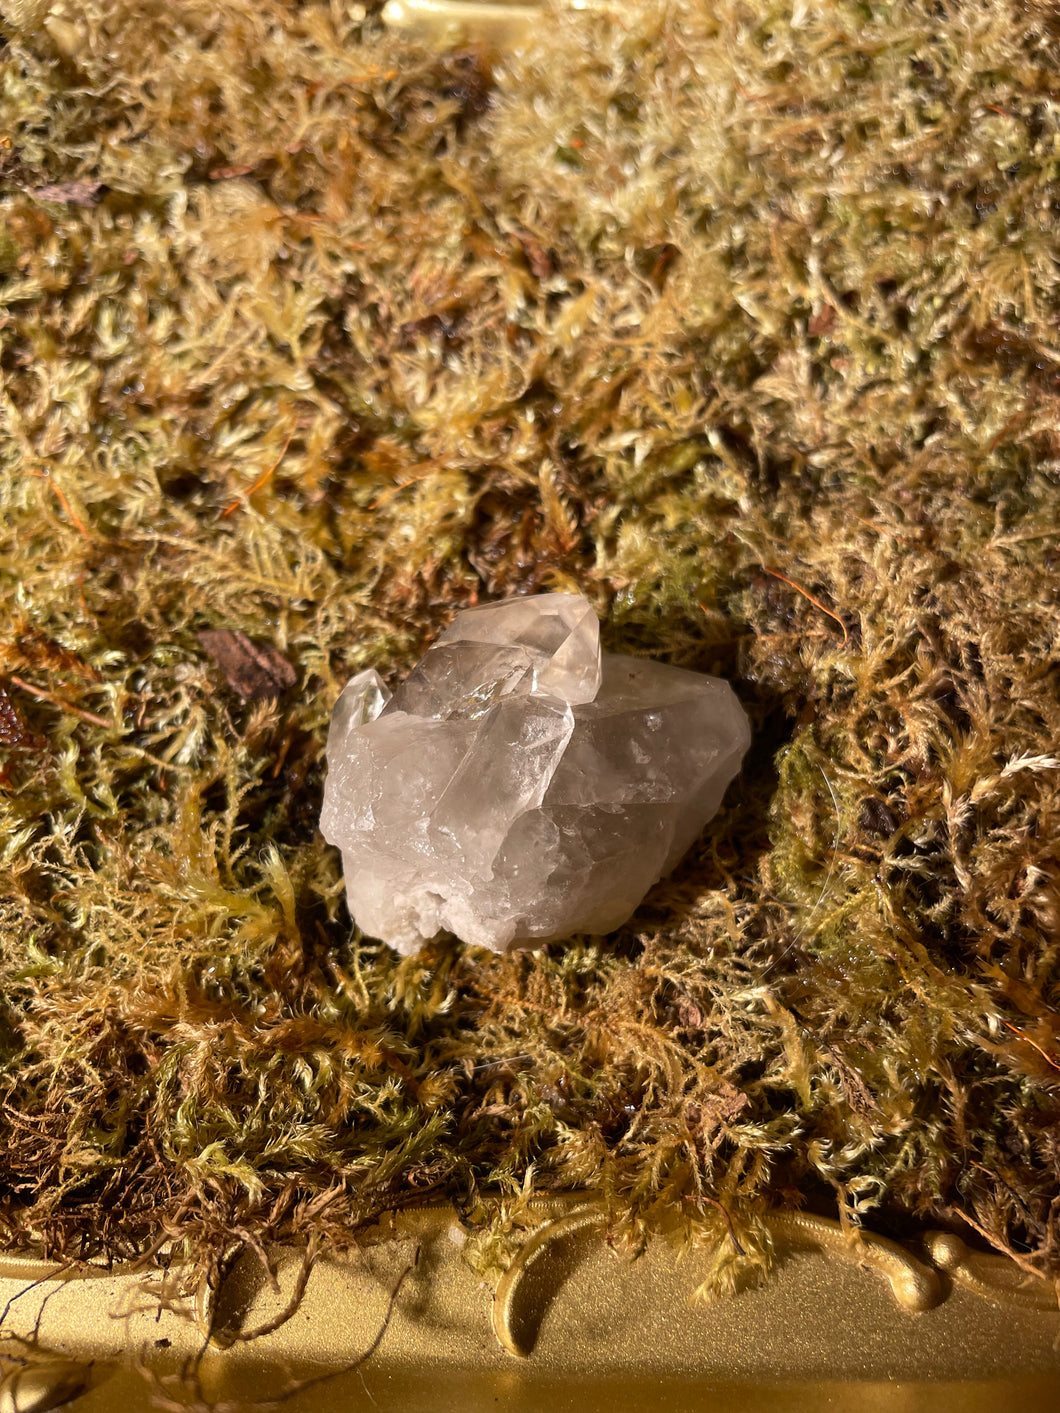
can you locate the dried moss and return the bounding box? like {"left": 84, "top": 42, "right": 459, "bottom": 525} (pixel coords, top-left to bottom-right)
{"left": 0, "top": 0, "right": 1058, "bottom": 1291}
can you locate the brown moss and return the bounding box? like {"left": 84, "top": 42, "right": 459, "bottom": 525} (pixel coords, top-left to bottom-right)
{"left": 0, "top": 0, "right": 1058, "bottom": 1289}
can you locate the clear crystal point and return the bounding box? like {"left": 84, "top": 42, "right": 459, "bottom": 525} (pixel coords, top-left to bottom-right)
{"left": 329, "top": 668, "right": 390, "bottom": 735}
{"left": 320, "top": 594, "right": 751, "bottom": 954}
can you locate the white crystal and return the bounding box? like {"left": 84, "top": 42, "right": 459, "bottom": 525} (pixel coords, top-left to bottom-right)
{"left": 320, "top": 594, "right": 751, "bottom": 955}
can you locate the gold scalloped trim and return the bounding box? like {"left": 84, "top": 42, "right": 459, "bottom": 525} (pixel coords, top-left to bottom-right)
{"left": 0, "top": 1357, "right": 89, "bottom": 1413}
{"left": 924, "top": 1231, "right": 1060, "bottom": 1312}
{"left": 492, "top": 1205, "right": 946, "bottom": 1357}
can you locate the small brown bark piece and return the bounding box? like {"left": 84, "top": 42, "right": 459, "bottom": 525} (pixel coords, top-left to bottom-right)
{"left": 0, "top": 679, "right": 42, "bottom": 749}
{"left": 198, "top": 630, "right": 296, "bottom": 701}
{"left": 31, "top": 180, "right": 105, "bottom": 206}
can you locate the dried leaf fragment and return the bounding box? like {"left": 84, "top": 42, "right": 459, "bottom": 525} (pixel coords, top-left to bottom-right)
{"left": 30, "top": 180, "right": 104, "bottom": 206}
{"left": 0, "top": 678, "right": 42, "bottom": 749}
{"left": 208, "top": 164, "right": 258, "bottom": 180}
{"left": 0, "top": 625, "right": 102, "bottom": 683}
{"left": 198, "top": 630, "right": 296, "bottom": 701}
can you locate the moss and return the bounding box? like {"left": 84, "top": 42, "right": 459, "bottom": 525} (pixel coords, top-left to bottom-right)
{"left": 0, "top": 0, "right": 1058, "bottom": 1289}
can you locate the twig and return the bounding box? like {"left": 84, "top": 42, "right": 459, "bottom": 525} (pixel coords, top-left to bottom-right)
{"left": 120, "top": 743, "right": 192, "bottom": 775}
{"left": 7, "top": 677, "right": 111, "bottom": 729}
{"left": 850, "top": 514, "right": 922, "bottom": 549}
{"left": 762, "top": 565, "right": 849, "bottom": 643}
{"left": 220, "top": 431, "right": 295, "bottom": 518}
{"left": 0, "top": 1262, "right": 77, "bottom": 1333}
{"left": 686, "top": 1194, "right": 746, "bottom": 1255}
{"left": 1003, "top": 1020, "right": 1060, "bottom": 1073}
{"left": 164, "top": 1251, "right": 418, "bottom": 1413}
{"left": 992, "top": 528, "right": 1060, "bottom": 547}
{"left": 29, "top": 471, "right": 96, "bottom": 542}
{"left": 987, "top": 408, "right": 1032, "bottom": 453}
{"left": 953, "top": 1207, "right": 1051, "bottom": 1287}
{"left": 367, "top": 458, "right": 448, "bottom": 509}
{"left": 224, "top": 1234, "right": 321, "bottom": 1344}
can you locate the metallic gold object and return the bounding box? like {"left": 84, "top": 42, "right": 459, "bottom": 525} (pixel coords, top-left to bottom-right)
{"left": 924, "top": 1230, "right": 1060, "bottom": 1311}
{"left": 492, "top": 1203, "right": 943, "bottom": 1357}
{"left": 0, "top": 1200, "right": 1057, "bottom": 1411}
{"left": 381, "top": 0, "right": 611, "bottom": 46}
{"left": 764, "top": 1209, "right": 941, "bottom": 1313}
{"left": 381, "top": 0, "right": 543, "bottom": 46}
{"left": 0, "top": 1359, "right": 89, "bottom": 1413}
{"left": 493, "top": 1202, "right": 606, "bottom": 1355}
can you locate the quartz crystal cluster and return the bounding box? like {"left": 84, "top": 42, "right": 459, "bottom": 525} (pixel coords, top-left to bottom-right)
{"left": 320, "top": 594, "right": 750, "bottom": 954}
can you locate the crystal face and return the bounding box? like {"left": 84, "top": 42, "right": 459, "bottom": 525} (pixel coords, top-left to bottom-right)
{"left": 320, "top": 594, "right": 751, "bottom": 955}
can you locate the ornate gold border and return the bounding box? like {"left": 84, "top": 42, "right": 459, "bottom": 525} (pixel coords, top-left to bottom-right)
{"left": 1, "top": 1199, "right": 1057, "bottom": 1410}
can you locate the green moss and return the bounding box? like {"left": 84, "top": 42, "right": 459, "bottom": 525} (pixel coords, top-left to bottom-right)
{"left": 0, "top": 0, "right": 1058, "bottom": 1289}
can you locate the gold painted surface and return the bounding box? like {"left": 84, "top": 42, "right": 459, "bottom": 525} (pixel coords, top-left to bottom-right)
{"left": 763, "top": 1210, "right": 941, "bottom": 1312}
{"left": 380, "top": 0, "right": 611, "bottom": 45}
{"left": 380, "top": 0, "right": 543, "bottom": 46}
{"left": 923, "top": 1230, "right": 1060, "bottom": 1311}
{"left": 0, "top": 1201, "right": 1057, "bottom": 1411}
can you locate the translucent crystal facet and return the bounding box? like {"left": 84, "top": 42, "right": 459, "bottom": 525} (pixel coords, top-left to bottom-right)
{"left": 320, "top": 594, "right": 751, "bottom": 954}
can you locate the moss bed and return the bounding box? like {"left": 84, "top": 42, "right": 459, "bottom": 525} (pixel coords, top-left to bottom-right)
{"left": 1, "top": 0, "right": 1059, "bottom": 1294}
